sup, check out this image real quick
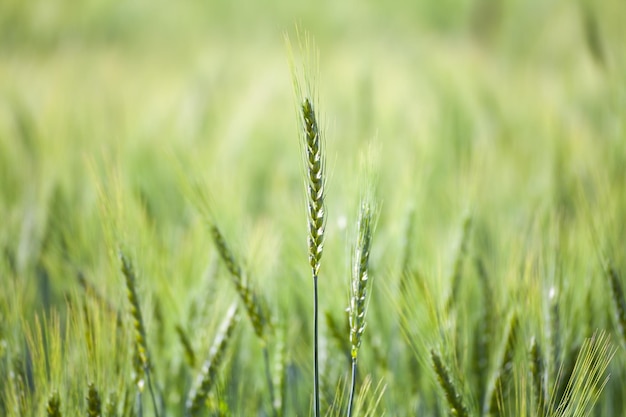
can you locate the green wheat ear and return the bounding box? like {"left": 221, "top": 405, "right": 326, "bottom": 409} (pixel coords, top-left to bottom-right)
{"left": 430, "top": 349, "right": 470, "bottom": 417}
{"left": 119, "top": 251, "right": 150, "bottom": 372}
{"left": 46, "top": 391, "right": 62, "bottom": 417}
{"left": 210, "top": 224, "right": 268, "bottom": 341}
{"left": 301, "top": 96, "right": 326, "bottom": 277}
{"left": 347, "top": 195, "right": 377, "bottom": 417}
{"left": 349, "top": 198, "right": 375, "bottom": 360}
{"left": 119, "top": 250, "right": 161, "bottom": 417}
{"left": 186, "top": 301, "right": 240, "bottom": 417}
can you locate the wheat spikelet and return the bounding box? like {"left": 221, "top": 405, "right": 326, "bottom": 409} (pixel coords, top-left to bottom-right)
{"left": 86, "top": 382, "right": 102, "bottom": 417}
{"left": 47, "top": 391, "right": 62, "bottom": 417}
{"left": 430, "top": 349, "right": 470, "bottom": 417}
{"left": 301, "top": 97, "right": 326, "bottom": 278}
{"left": 349, "top": 199, "right": 374, "bottom": 360}
{"left": 119, "top": 251, "right": 150, "bottom": 372}
{"left": 186, "top": 301, "right": 239, "bottom": 416}
{"left": 210, "top": 225, "right": 267, "bottom": 341}
{"left": 347, "top": 195, "right": 377, "bottom": 417}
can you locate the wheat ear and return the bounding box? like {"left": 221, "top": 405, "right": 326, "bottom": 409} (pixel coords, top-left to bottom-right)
{"left": 119, "top": 251, "right": 160, "bottom": 417}
{"left": 186, "top": 301, "right": 239, "bottom": 417}
{"left": 347, "top": 198, "right": 375, "bottom": 417}
{"left": 210, "top": 223, "right": 278, "bottom": 417}
{"left": 430, "top": 349, "right": 470, "bottom": 417}
{"left": 210, "top": 224, "right": 267, "bottom": 340}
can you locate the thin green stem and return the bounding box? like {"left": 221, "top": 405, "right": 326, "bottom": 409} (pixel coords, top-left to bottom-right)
{"left": 314, "top": 274, "right": 320, "bottom": 417}
{"left": 347, "top": 358, "right": 357, "bottom": 417}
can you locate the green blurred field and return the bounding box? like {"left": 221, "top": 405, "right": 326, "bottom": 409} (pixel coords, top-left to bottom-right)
{"left": 1, "top": 0, "right": 626, "bottom": 415}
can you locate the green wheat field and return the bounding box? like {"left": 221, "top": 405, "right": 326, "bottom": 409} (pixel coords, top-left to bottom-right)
{"left": 1, "top": 0, "right": 626, "bottom": 416}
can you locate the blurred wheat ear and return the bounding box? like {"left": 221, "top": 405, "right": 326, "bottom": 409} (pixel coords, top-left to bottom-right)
{"left": 347, "top": 195, "right": 376, "bottom": 417}
{"left": 186, "top": 301, "right": 239, "bottom": 417}
{"left": 430, "top": 349, "right": 470, "bottom": 417}
{"left": 119, "top": 250, "right": 161, "bottom": 417}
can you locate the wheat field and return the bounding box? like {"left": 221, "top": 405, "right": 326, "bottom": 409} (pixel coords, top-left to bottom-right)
{"left": 1, "top": 0, "right": 626, "bottom": 416}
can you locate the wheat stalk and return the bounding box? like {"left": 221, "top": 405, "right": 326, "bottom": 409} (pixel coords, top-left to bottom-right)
{"left": 301, "top": 95, "right": 325, "bottom": 417}
{"left": 287, "top": 32, "right": 327, "bottom": 417}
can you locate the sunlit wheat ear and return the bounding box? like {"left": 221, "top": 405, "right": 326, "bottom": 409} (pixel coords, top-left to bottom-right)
{"left": 210, "top": 224, "right": 267, "bottom": 341}
{"left": 86, "top": 382, "right": 102, "bottom": 417}
{"left": 604, "top": 263, "right": 626, "bottom": 347}
{"left": 47, "top": 391, "right": 62, "bottom": 417}
{"left": 530, "top": 336, "right": 547, "bottom": 416}
{"left": 430, "top": 349, "right": 470, "bottom": 417}
{"left": 301, "top": 97, "right": 326, "bottom": 277}
{"left": 186, "top": 301, "right": 240, "bottom": 417}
